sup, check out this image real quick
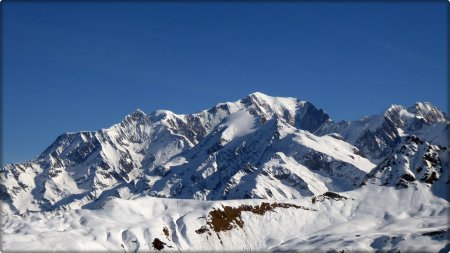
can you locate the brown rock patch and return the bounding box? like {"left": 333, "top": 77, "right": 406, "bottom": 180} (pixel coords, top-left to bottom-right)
{"left": 196, "top": 202, "right": 315, "bottom": 242}
{"left": 163, "top": 226, "right": 169, "bottom": 238}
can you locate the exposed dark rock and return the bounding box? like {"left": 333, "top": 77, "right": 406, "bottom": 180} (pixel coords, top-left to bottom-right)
{"left": 195, "top": 226, "right": 210, "bottom": 235}
{"left": 295, "top": 102, "right": 330, "bottom": 132}
{"left": 152, "top": 238, "right": 166, "bottom": 251}
{"left": 424, "top": 171, "right": 438, "bottom": 184}
{"left": 422, "top": 229, "right": 447, "bottom": 237}
{"left": 401, "top": 174, "right": 416, "bottom": 182}
{"left": 312, "top": 192, "right": 348, "bottom": 203}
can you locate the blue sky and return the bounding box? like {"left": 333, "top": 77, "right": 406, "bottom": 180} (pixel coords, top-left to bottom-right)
{"left": 3, "top": 2, "right": 448, "bottom": 164}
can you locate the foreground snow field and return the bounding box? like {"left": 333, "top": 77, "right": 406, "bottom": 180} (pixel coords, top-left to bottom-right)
{"left": 1, "top": 93, "right": 448, "bottom": 251}
{"left": 3, "top": 184, "right": 448, "bottom": 252}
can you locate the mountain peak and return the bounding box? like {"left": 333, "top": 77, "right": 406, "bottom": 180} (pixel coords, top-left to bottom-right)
{"left": 132, "top": 108, "right": 146, "bottom": 116}
{"left": 124, "top": 108, "right": 148, "bottom": 122}
{"left": 407, "top": 102, "right": 447, "bottom": 123}
{"left": 247, "top": 91, "right": 270, "bottom": 99}
{"left": 408, "top": 101, "right": 437, "bottom": 112}
{"left": 414, "top": 101, "right": 433, "bottom": 107}
{"left": 385, "top": 104, "right": 405, "bottom": 112}
{"left": 241, "top": 92, "right": 301, "bottom": 110}
{"left": 244, "top": 92, "right": 300, "bottom": 103}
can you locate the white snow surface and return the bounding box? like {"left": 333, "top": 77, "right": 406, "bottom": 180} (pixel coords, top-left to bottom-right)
{"left": 2, "top": 184, "right": 448, "bottom": 252}
{"left": 220, "top": 110, "right": 256, "bottom": 142}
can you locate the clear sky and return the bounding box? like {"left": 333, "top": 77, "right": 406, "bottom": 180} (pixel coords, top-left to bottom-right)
{"left": 3, "top": 2, "right": 448, "bottom": 164}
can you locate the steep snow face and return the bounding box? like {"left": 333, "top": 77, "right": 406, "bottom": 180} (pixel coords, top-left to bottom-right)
{"left": 240, "top": 92, "right": 301, "bottom": 118}
{"left": 239, "top": 92, "right": 331, "bottom": 132}
{"left": 220, "top": 110, "right": 257, "bottom": 142}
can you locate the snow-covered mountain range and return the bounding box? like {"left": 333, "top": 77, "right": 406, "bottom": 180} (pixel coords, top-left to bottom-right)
{"left": 2, "top": 92, "right": 449, "bottom": 252}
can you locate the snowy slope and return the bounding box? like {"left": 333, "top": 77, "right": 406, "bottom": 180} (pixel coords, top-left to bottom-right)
{"left": 142, "top": 116, "right": 375, "bottom": 200}
{"left": 2, "top": 184, "right": 448, "bottom": 252}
